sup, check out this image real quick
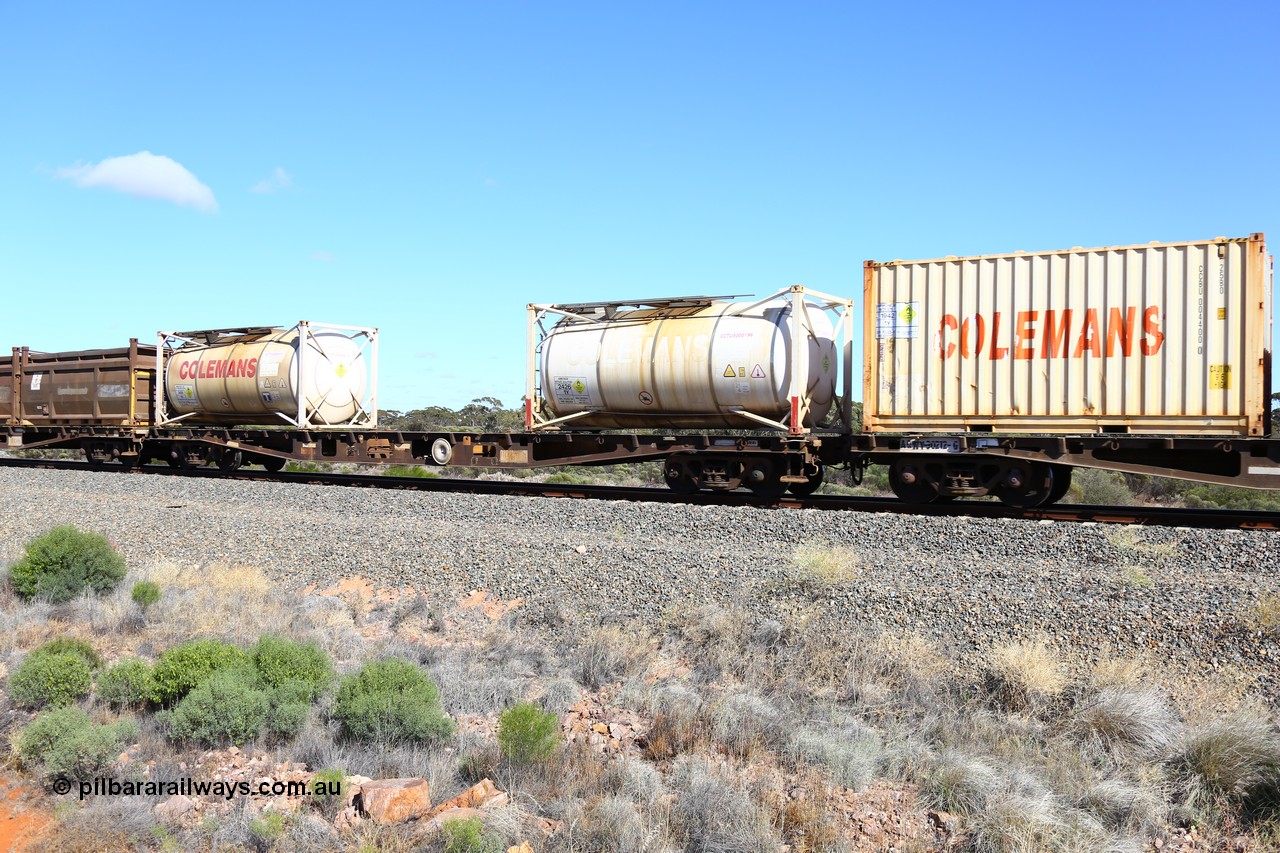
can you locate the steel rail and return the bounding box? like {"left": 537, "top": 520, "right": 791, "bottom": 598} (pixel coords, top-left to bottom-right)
{"left": 1, "top": 456, "right": 1276, "bottom": 531}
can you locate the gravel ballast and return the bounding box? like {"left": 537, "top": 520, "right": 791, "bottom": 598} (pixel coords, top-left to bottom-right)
{"left": 2, "top": 467, "right": 1277, "bottom": 700}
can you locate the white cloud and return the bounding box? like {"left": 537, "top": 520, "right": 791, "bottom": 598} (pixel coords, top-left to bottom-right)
{"left": 251, "top": 167, "right": 293, "bottom": 194}
{"left": 55, "top": 151, "right": 217, "bottom": 213}
{"left": 310, "top": 251, "right": 335, "bottom": 263}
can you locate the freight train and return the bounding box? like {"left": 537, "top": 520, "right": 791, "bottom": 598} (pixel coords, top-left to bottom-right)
{"left": 3, "top": 235, "right": 1277, "bottom": 507}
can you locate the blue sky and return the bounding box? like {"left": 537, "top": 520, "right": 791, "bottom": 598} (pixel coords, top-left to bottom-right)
{"left": 2, "top": 1, "right": 1276, "bottom": 410}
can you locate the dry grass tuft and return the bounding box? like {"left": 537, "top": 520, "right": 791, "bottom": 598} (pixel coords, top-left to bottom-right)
{"left": 143, "top": 561, "right": 291, "bottom": 644}
{"left": 581, "top": 795, "right": 650, "bottom": 852}
{"left": 1089, "top": 653, "right": 1154, "bottom": 690}
{"left": 791, "top": 542, "right": 861, "bottom": 589}
{"left": 1249, "top": 593, "right": 1280, "bottom": 636}
{"left": 670, "top": 755, "right": 777, "bottom": 853}
{"left": 1078, "top": 778, "right": 1166, "bottom": 833}
{"left": 767, "top": 778, "right": 843, "bottom": 853}
{"left": 1174, "top": 712, "right": 1280, "bottom": 814}
{"left": 919, "top": 751, "right": 1001, "bottom": 816}
{"left": 788, "top": 719, "right": 882, "bottom": 790}
{"left": 708, "top": 689, "right": 787, "bottom": 759}
{"left": 966, "top": 792, "right": 1065, "bottom": 853}
{"left": 1071, "top": 688, "right": 1181, "bottom": 757}
{"left": 574, "top": 626, "right": 653, "bottom": 689}
{"left": 984, "top": 637, "right": 1067, "bottom": 710}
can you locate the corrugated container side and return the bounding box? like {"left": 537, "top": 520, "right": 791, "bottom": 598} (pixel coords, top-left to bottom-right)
{"left": 3, "top": 343, "right": 156, "bottom": 426}
{"left": 864, "top": 234, "right": 1270, "bottom": 435}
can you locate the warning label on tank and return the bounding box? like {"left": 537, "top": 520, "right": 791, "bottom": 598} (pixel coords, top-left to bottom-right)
{"left": 1209, "top": 365, "right": 1232, "bottom": 390}
{"left": 552, "top": 377, "right": 592, "bottom": 405}
{"left": 260, "top": 350, "right": 285, "bottom": 379}
{"left": 750, "top": 364, "right": 766, "bottom": 379}
{"left": 172, "top": 384, "right": 197, "bottom": 404}
{"left": 876, "top": 302, "right": 919, "bottom": 339}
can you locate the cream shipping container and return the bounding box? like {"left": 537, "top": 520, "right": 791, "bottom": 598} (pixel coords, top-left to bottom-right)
{"left": 864, "top": 234, "right": 1272, "bottom": 436}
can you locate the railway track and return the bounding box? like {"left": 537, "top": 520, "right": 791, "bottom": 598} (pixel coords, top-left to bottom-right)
{"left": 2, "top": 456, "right": 1277, "bottom": 531}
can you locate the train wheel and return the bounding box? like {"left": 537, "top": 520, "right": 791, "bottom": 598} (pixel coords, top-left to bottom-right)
{"left": 429, "top": 438, "right": 453, "bottom": 466}
{"left": 996, "top": 463, "right": 1056, "bottom": 508}
{"left": 664, "top": 460, "right": 698, "bottom": 495}
{"left": 261, "top": 456, "right": 286, "bottom": 473}
{"left": 787, "top": 462, "right": 825, "bottom": 497}
{"left": 216, "top": 450, "right": 243, "bottom": 472}
{"left": 889, "top": 459, "right": 940, "bottom": 503}
{"left": 743, "top": 459, "right": 785, "bottom": 499}
{"left": 1043, "top": 464, "right": 1073, "bottom": 505}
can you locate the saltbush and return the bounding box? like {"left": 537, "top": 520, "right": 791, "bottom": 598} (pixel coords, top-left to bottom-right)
{"left": 497, "top": 701, "right": 560, "bottom": 764}
{"left": 17, "top": 706, "right": 138, "bottom": 784}
{"left": 151, "top": 639, "right": 248, "bottom": 706}
{"left": 267, "top": 700, "right": 310, "bottom": 740}
{"left": 130, "top": 581, "right": 161, "bottom": 610}
{"left": 8, "top": 526, "right": 127, "bottom": 602}
{"left": 311, "top": 767, "right": 346, "bottom": 817}
{"left": 441, "top": 815, "right": 503, "bottom": 853}
{"left": 97, "top": 658, "right": 157, "bottom": 708}
{"left": 251, "top": 634, "right": 333, "bottom": 700}
{"left": 8, "top": 651, "right": 93, "bottom": 708}
{"left": 166, "top": 667, "right": 268, "bottom": 746}
{"left": 333, "top": 658, "right": 453, "bottom": 743}
{"left": 30, "top": 637, "right": 103, "bottom": 670}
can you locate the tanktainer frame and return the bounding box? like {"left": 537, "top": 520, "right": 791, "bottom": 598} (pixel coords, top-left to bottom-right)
{"left": 156, "top": 320, "right": 379, "bottom": 431}
{"left": 525, "top": 285, "right": 856, "bottom": 436}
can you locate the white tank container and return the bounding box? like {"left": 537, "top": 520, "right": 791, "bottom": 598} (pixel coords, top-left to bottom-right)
{"left": 539, "top": 298, "right": 838, "bottom": 429}
{"left": 164, "top": 327, "right": 369, "bottom": 426}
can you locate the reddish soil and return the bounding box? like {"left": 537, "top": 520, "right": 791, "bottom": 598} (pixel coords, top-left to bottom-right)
{"left": 0, "top": 775, "right": 49, "bottom": 852}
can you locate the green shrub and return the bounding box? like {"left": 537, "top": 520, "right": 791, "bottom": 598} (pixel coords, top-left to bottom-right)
{"left": 249, "top": 811, "right": 284, "bottom": 847}
{"left": 8, "top": 526, "right": 127, "bottom": 602}
{"left": 497, "top": 701, "right": 560, "bottom": 765}
{"left": 441, "top": 815, "right": 503, "bottom": 853}
{"left": 166, "top": 667, "right": 268, "bottom": 745}
{"left": 311, "top": 767, "right": 346, "bottom": 813}
{"left": 151, "top": 639, "right": 248, "bottom": 706}
{"left": 8, "top": 651, "right": 93, "bottom": 708}
{"left": 251, "top": 635, "right": 333, "bottom": 700}
{"left": 28, "top": 637, "right": 103, "bottom": 670}
{"left": 97, "top": 658, "right": 156, "bottom": 708}
{"left": 130, "top": 581, "right": 161, "bottom": 610}
{"left": 267, "top": 700, "right": 309, "bottom": 740}
{"left": 333, "top": 658, "right": 454, "bottom": 743}
{"left": 17, "top": 706, "right": 138, "bottom": 784}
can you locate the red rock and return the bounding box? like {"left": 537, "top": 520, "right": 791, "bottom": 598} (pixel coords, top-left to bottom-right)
{"left": 427, "top": 779, "right": 504, "bottom": 814}
{"left": 357, "top": 778, "right": 432, "bottom": 824}
{"left": 154, "top": 794, "right": 195, "bottom": 822}
{"left": 423, "top": 806, "right": 481, "bottom": 832}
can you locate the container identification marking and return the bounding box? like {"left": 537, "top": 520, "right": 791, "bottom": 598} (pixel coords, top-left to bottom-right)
{"left": 876, "top": 302, "right": 919, "bottom": 339}
{"left": 29, "top": 374, "right": 42, "bottom": 391}
{"left": 1209, "top": 365, "right": 1232, "bottom": 390}
{"left": 552, "top": 376, "right": 592, "bottom": 405}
